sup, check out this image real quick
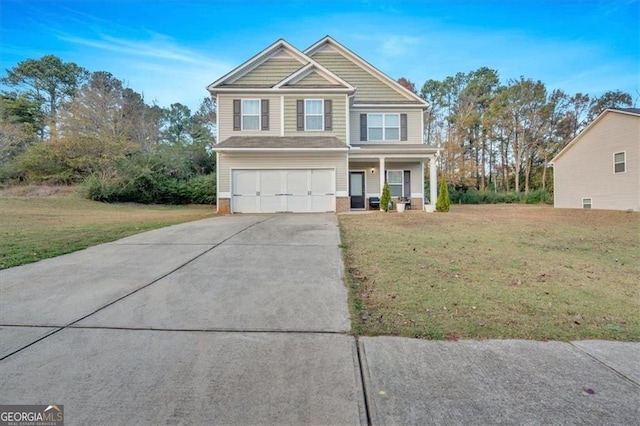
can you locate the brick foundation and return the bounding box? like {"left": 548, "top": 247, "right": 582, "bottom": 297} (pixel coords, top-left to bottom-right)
{"left": 336, "top": 197, "right": 350, "bottom": 213}
{"left": 410, "top": 197, "right": 423, "bottom": 210}
{"left": 217, "top": 198, "right": 231, "bottom": 214}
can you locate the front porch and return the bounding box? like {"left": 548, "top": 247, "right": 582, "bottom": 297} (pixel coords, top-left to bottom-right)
{"left": 348, "top": 144, "right": 439, "bottom": 212}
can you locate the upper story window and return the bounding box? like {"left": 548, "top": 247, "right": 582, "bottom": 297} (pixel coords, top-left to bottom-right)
{"left": 305, "top": 99, "right": 324, "bottom": 131}
{"left": 242, "top": 99, "right": 260, "bottom": 130}
{"left": 297, "top": 99, "right": 331, "bottom": 131}
{"left": 359, "top": 113, "right": 407, "bottom": 142}
{"left": 367, "top": 113, "right": 400, "bottom": 141}
{"left": 614, "top": 152, "right": 626, "bottom": 173}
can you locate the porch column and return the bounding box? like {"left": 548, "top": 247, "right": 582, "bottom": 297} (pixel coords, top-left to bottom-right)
{"left": 379, "top": 156, "right": 386, "bottom": 195}
{"left": 430, "top": 155, "right": 438, "bottom": 206}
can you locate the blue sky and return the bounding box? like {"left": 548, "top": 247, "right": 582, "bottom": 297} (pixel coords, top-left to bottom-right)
{"left": 1, "top": 0, "right": 638, "bottom": 111}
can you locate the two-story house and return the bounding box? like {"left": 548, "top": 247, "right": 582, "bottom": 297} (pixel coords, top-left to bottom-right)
{"left": 207, "top": 36, "right": 439, "bottom": 213}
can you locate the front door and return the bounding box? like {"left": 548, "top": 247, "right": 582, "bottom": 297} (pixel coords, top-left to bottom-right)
{"left": 349, "top": 171, "right": 365, "bottom": 209}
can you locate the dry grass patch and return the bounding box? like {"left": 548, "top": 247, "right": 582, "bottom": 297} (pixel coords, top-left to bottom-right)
{"left": 339, "top": 205, "right": 639, "bottom": 341}
{"left": 1, "top": 186, "right": 215, "bottom": 269}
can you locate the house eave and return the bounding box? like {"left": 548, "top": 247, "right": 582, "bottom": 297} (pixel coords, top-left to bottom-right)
{"left": 214, "top": 147, "right": 349, "bottom": 152}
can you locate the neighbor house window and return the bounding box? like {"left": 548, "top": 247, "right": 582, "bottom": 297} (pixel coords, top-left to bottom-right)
{"left": 242, "top": 99, "right": 260, "bottom": 130}
{"left": 305, "top": 99, "right": 323, "bottom": 130}
{"left": 368, "top": 114, "right": 400, "bottom": 141}
{"left": 582, "top": 198, "right": 592, "bottom": 209}
{"left": 614, "top": 152, "right": 626, "bottom": 173}
{"left": 387, "top": 170, "right": 403, "bottom": 197}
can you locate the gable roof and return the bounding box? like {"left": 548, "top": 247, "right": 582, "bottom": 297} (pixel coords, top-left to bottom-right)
{"left": 273, "top": 62, "right": 354, "bottom": 89}
{"left": 304, "top": 36, "right": 427, "bottom": 106}
{"left": 551, "top": 108, "right": 640, "bottom": 164}
{"left": 207, "top": 38, "right": 353, "bottom": 93}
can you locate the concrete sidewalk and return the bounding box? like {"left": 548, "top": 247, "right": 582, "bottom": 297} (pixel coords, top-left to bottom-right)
{"left": 1, "top": 214, "right": 638, "bottom": 425}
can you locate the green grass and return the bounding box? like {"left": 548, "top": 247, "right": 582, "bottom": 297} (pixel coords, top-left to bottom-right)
{"left": 0, "top": 186, "right": 215, "bottom": 269}
{"left": 339, "top": 205, "right": 640, "bottom": 341}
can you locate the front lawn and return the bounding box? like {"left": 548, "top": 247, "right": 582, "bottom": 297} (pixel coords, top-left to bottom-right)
{"left": 339, "top": 205, "right": 639, "bottom": 341}
{"left": 0, "top": 186, "right": 215, "bottom": 269}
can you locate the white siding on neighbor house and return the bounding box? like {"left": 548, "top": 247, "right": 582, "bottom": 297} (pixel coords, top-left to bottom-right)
{"left": 283, "top": 94, "right": 348, "bottom": 143}
{"left": 218, "top": 152, "right": 348, "bottom": 194}
{"left": 231, "top": 58, "right": 304, "bottom": 86}
{"left": 309, "top": 51, "right": 409, "bottom": 103}
{"left": 350, "top": 108, "right": 423, "bottom": 144}
{"left": 554, "top": 112, "right": 639, "bottom": 211}
{"left": 218, "top": 94, "right": 282, "bottom": 141}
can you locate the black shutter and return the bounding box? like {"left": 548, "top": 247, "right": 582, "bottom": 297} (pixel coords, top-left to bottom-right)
{"left": 233, "top": 99, "right": 241, "bottom": 131}
{"left": 360, "top": 114, "right": 367, "bottom": 141}
{"left": 400, "top": 113, "right": 407, "bottom": 141}
{"left": 296, "top": 100, "right": 304, "bottom": 131}
{"left": 403, "top": 170, "right": 411, "bottom": 198}
{"left": 324, "top": 99, "right": 332, "bottom": 130}
{"left": 261, "top": 99, "right": 269, "bottom": 130}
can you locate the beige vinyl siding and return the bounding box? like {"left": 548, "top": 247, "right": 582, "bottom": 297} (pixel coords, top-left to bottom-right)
{"left": 310, "top": 52, "right": 408, "bottom": 102}
{"left": 231, "top": 58, "right": 303, "bottom": 86}
{"left": 554, "top": 112, "right": 639, "bottom": 211}
{"left": 283, "top": 95, "right": 347, "bottom": 143}
{"left": 289, "top": 71, "right": 338, "bottom": 87}
{"left": 218, "top": 153, "right": 348, "bottom": 193}
{"left": 218, "top": 94, "right": 281, "bottom": 141}
{"left": 350, "top": 108, "right": 423, "bottom": 144}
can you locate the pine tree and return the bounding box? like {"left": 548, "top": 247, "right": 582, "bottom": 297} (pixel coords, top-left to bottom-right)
{"left": 436, "top": 177, "right": 450, "bottom": 212}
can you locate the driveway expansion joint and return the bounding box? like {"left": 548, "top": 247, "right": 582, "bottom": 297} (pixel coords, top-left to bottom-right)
{"left": 569, "top": 341, "right": 640, "bottom": 388}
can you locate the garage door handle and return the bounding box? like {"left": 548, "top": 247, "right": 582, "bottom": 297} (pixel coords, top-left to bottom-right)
{"left": 326, "top": 193, "right": 335, "bottom": 195}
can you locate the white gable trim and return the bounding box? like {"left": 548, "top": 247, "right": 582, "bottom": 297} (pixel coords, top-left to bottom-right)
{"left": 304, "top": 36, "right": 428, "bottom": 106}
{"left": 207, "top": 39, "right": 309, "bottom": 90}
{"left": 273, "top": 62, "right": 354, "bottom": 90}
{"left": 551, "top": 109, "right": 640, "bottom": 164}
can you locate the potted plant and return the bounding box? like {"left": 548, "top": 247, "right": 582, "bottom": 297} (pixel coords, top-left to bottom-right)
{"left": 396, "top": 197, "right": 405, "bottom": 212}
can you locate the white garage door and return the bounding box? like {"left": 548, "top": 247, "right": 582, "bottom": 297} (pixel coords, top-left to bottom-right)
{"left": 232, "top": 169, "right": 335, "bottom": 213}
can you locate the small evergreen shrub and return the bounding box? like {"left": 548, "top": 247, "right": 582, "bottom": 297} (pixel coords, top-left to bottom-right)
{"left": 380, "top": 182, "right": 392, "bottom": 212}
{"left": 436, "top": 177, "right": 450, "bottom": 212}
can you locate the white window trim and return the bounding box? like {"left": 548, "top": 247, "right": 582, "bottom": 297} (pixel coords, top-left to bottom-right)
{"left": 241, "top": 99, "right": 261, "bottom": 131}
{"left": 582, "top": 198, "right": 592, "bottom": 209}
{"left": 367, "top": 113, "right": 400, "bottom": 141}
{"left": 613, "top": 151, "right": 626, "bottom": 174}
{"left": 304, "top": 99, "right": 324, "bottom": 131}
{"left": 387, "top": 170, "right": 404, "bottom": 198}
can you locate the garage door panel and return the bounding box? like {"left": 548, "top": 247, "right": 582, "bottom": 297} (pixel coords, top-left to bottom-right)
{"left": 232, "top": 169, "right": 335, "bottom": 213}
{"left": 311, "top": 169, "right": 334, "bottom": 195}
{"left": 259, "top": 171, "right": 282, "bottom": 195}
{"left": 286, "top": 170, "right": 310, "bottom": 196}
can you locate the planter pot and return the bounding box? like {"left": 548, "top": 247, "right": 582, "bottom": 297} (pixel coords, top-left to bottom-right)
{"left": 424, "top": 204, "right": 435, "bottom": 213}
{"left": 397, "top": 203, "right": 405, "bottom": 212}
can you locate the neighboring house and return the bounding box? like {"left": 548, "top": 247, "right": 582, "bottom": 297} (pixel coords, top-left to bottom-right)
{"left": 207, "top": 36, "right": 439, "bottom": 213}
{"left": 551, "top": 108, "right": 640, "bottom": 211}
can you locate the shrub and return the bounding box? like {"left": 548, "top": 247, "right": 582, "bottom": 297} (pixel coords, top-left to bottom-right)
{"left": 525, "top": 188, "right": 551, "bottom": 204}
{"left": 380, "top": 182, "right": 392, "bottom": 212}
{"left": 436, "top": 177, "right": 450, "bottom": 212}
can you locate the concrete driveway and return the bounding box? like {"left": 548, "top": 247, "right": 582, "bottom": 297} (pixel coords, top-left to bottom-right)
{"left": 1, "top": 214, "right": 638, "bottom": 425}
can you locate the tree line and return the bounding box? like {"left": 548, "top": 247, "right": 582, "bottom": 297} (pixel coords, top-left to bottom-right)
{"left": 400, "top": 69, "right": 633, "bottom": 196}
{"left": 1, "top": 55, "right": 634, "bottom": 204}
{"left": 0, "top": 55, "right": 217, "bottom": 203}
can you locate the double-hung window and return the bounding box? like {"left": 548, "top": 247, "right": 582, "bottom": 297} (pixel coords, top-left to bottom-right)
{"left": 242, "top": 99, "right": 260, "bottom": 130}
{"left": 368, "top": 113, "right": 400, "bottom": 141}
{"left": 387, "top": 170, "right": 403, "bottom": 198}
{"left": 305, "top": 99, "right": 323, "bottom": 130}
{"left": 614, "top": 152, "right": 626, "bottom": 173}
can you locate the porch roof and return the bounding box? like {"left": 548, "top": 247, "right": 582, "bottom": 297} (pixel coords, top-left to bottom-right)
{"left": 214, "top": 136, "right": 348, "bottom": 152}
{"left": 349, "top": 144, "right": 439, "bottom": 158}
